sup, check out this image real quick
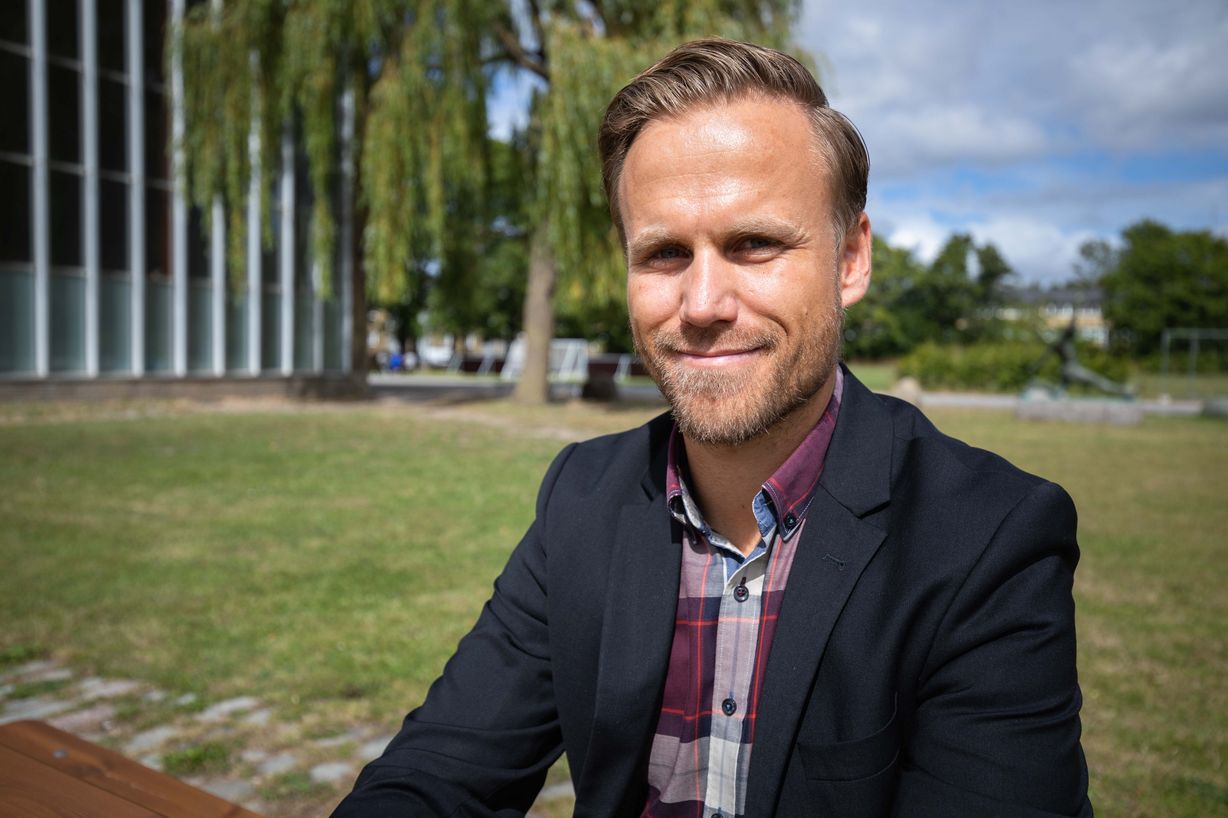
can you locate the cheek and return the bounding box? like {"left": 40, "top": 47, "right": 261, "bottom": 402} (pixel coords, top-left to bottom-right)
{"left": 627, "top": 278, "right": 677, "bottom": 328}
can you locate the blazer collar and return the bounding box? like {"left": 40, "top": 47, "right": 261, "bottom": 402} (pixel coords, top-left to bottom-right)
{"left": 817, "top": 363, "right": 894, "bottom": 517}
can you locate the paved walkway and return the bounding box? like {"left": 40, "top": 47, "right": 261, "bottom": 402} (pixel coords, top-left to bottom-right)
{"left": 0, "top": 657, "right": 575, "bottom": 816}
{"left": 371, "top": 373, "right": 1206, "bottom": 417}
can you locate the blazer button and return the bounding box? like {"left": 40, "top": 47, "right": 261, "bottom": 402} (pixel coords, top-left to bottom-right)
{"left": 721, "top": 697, "right": 737, "bottom": 716}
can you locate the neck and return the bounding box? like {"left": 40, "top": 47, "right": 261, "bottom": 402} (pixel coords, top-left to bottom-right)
{"left": 683, "top": 373, "right": 835, "bottom": 556}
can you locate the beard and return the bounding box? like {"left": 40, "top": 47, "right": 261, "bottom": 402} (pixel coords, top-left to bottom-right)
{"left": 633, "top": 300, "right": 844, "bottom": 447}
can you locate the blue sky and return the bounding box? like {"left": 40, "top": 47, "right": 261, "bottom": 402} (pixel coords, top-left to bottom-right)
{"left": 488, "top": 0, "right": 1228, "bottom": 284}
{"left": 798, "top": 0, "right": 1228, "bottom": 283}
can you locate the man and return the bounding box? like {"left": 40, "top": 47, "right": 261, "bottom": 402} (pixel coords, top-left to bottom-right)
{"left": 334, "top": 39, "right": 1091, "bottom": 817}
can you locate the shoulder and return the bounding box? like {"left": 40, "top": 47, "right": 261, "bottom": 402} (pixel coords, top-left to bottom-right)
{"left": 861, "top": 390, "right": 1078, "bottom": 577}
{"left": 832, "top": 371, "right": 1076, "bottom": 565}
{"left": 877, "top": 390, "right": 1056, "bottom": 502}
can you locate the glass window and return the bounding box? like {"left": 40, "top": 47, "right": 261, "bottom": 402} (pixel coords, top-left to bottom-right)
{"left": 0, "top": 160, "right": 32, "bottom": 263}
{"left": 100, "top": 178, "right": 128, "bottom": 271}
{"left": 188, "top": 204, "right": 208, "bottom": 279}
{"left": 0, "top": 49, "right": 29, "bottom": 154}
{"left": 143, "top": 0, "right": 166, "bottom": 81}
{"left": 145, "top": 184, "right": 169, "bottom": 278}
{"left": 0, "top": 3, "right": 28, "bottom": 46}
{"left": 97, "top": 0, "right": 125, "bottom": 73}
{"left": 46, "top": 0, "right": 79, "bottom": 61}
{"left": 99, "top": 77, "right": 126, "bottom": 172}
{"left": 48, "top": 63, "right": 81, "bottom": 164}
{"left": 145, "top": 88, "right": 167, "bottom": 181}
{"left": 49, "top": 169, "right": 81, "bottom": 267}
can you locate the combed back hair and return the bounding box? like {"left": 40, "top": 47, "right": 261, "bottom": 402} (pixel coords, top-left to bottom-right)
{"left": 598, "top": 38, "right": 869, "bottom": 242}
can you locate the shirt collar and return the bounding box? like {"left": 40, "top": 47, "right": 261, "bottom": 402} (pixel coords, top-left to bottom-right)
{"left": 666, "top": 366, "right": 845, "bottom": 542}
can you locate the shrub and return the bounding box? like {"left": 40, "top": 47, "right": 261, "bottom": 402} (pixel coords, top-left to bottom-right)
{"left": 898, "top": 342, "right": 1130, "bottom": 392}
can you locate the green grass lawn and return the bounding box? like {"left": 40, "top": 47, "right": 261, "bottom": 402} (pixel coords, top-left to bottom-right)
{"left": 1, "top": 398, "right": 1225, "bottom": 817}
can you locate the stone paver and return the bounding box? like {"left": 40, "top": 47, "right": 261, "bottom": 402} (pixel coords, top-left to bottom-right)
{"left": 24, "top": 667, "right": 74, "bottom": 684}
{"left": 194, "top": 777, "right": 256, "bottom": 803}
{"left": 310, "top": 761, "right": 355, "bottom": 784}
{"left": 0, "top": 660, "right": 55, "bottom": 681}
{"left": 0, "top": 695, "right": 74, "bottom": 724}
{"left": 358, "top": 736, "right": 395, "bottom": 761}
{"left": 126, "top": 725, "right": 180, "bottom": 754}
{"left": 241, "top": 707, "right": 272, "bottom": 727}
{"left": 313, "top": 727, "right": 366, "bottom": 748}
{"left": 48, "top": 702, "right": 116, "bottom": 734}
{"left": 258, "top": 752, "right": 299, "bottom": 777}
{"left": 78, "top": 677, "right": 143, "bottom": 700}
{"left": 198, "top": 696, "right": 260, "bottom": 722}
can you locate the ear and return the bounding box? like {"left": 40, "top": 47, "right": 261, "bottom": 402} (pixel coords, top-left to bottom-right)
{"left": 838, "top": 212, "right": 872, "bottom": 309}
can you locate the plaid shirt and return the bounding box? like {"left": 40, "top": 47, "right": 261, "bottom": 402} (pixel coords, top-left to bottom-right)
{"left": 643, "top": 369, "right": 844, "bottom": 818}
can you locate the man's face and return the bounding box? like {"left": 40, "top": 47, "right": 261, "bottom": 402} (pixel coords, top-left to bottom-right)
{"left": 621, "top": 96, "right": 871, "bottom": 446}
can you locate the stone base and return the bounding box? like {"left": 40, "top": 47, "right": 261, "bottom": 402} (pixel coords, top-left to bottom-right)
{"left": 0, "top": 374, "right": 369, "bottom": 403}
{"left": 1015, "top": 395, "right": 1143, "bottom": 426}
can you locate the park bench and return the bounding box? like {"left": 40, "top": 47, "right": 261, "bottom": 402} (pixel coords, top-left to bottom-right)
{"left": 0, "top": 719, "right": 262, "bottom": 818}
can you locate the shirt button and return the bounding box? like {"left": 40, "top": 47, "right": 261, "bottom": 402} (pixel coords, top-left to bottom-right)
{"left": 713, "top": 813, "right": 724, "bottom": 818}
{"left": 721, "top": 697, "right": 737, "bottom": 716}
{"left": 733, "top": 584, "right": 749, "bottom": 602}
{"left": 784, "top": 512, "right": 797, "bottom": 529}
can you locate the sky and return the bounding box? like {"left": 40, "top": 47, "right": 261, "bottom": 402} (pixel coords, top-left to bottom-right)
{"left": 797, "top": 0, "right": 1228, "bottom": 283}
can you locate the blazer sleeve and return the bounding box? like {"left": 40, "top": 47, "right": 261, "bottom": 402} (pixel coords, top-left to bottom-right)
{"left": 330, "top": 444, "right": 577, "bottom": 817}
{"left": 893, "top": 480, "right": 1094, "bottom": 818}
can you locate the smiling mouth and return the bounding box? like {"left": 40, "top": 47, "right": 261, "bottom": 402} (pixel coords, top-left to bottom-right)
{"left": 674, "top": 347, "right": 764, "bottom": 367}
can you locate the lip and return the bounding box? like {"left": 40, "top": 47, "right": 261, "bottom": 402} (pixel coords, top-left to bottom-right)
{"left": 674, "top": 347, "right": 764, "bottom": 367}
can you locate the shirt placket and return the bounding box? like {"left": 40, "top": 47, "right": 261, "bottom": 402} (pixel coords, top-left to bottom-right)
{"left": 702, "top": 537, "right": 771, "bottom": 814}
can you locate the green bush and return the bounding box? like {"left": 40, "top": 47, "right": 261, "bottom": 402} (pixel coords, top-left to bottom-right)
{"left": 898, "top": 342, "right": 1130, "bottom": 392}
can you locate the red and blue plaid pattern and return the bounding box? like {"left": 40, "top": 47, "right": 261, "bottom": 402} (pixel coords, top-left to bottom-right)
{"left": 643, "top": 370, "right": 844, "bottom": 818}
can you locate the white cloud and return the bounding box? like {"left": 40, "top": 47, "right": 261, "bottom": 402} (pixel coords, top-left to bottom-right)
{"left": 966, "top": 218, "right": 1101, "bottom": 285}
{"left": 879, "top": 215, "right": 949, "bottom": 263}
{"left": 1069, "top": 24, "right": 1228, "bottom": 150}
{"left": 870, "top": 105, "right": 1049, "bottom": 174}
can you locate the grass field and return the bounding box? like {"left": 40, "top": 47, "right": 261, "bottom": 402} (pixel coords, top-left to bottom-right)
{"left": 1, "top": 397, "right": 1225, "bottom": 817}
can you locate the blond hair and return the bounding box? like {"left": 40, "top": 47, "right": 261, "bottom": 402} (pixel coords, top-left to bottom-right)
{"left": 599, "top": 38, "right": 869, "bottom": 240}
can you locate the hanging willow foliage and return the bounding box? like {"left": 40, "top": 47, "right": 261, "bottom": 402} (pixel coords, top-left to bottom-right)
{"left": 177, "top": 0, "right": 801, "bottom": 335}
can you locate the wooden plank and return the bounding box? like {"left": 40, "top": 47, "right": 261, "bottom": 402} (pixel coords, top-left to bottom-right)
{"left": 0, "top": 743, "right": 165, "bottom": 818}
{"left": 0, "top": 721, "right": 263, "bottom": 818}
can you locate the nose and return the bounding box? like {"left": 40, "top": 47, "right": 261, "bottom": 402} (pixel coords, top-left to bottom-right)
{"left": 678, "top": 250, "right": 738, "bottom": 327}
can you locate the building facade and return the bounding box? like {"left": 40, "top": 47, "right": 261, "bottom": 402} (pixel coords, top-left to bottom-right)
{"left": 0, "top": 0, "right": 354, "bottom": 386}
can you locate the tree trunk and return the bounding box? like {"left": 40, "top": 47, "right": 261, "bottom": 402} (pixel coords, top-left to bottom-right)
{"left": 513, "top": 226, "right": 556, "bottom": 404}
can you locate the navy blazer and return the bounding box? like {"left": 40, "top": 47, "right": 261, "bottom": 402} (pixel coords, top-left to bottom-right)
{"left": 333, "top": 367, "right": 1092, "bottom": 817}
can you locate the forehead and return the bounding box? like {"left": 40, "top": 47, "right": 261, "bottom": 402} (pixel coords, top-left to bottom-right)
{"left": 617, "top": 97, "right": 828, "bottom": 236}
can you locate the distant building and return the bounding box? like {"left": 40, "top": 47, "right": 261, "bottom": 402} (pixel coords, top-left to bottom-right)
{"left": 1000, "top": 285, "right": 1108, "bottom": 347}
{"left": 0, "top": 1, "right": 355, "bottom": 392}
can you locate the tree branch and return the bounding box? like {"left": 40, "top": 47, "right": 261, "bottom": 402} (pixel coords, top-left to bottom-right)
{"left": 527, "top": 0, "right": 548, "bottom": 57}
{"left": 494, "top": 23, "right": 550, "bottom": 81}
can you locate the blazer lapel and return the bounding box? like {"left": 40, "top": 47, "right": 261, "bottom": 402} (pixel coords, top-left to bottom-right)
{"left": 744, "top": 369, "right": 895, "bottom": 815}
{"left": 575, "top": 467, "right": 681, "bottom": 817}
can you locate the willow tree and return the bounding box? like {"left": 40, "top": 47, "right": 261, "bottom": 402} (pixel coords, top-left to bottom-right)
{"left": 177, "top": 0, "right": 797, "bottom": 395}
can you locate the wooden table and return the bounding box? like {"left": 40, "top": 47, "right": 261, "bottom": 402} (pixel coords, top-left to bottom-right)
{"left": 0, "top": 720, "right": 263, "bottom": 818}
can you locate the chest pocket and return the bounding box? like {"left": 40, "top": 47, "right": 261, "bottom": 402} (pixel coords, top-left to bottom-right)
{"left": 795, "top": 699, "right": 900, "bottom": 815}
